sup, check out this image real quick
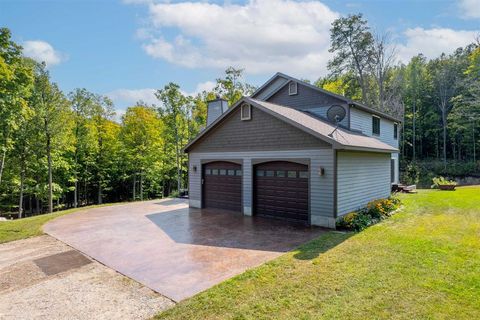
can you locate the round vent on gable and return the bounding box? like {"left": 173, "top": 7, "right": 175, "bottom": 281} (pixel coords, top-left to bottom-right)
{"left": 327, "top": 105, "right": 346, "bottom": 124}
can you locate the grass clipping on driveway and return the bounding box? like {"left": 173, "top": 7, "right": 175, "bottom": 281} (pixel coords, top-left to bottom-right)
{"left": 0, "top": 203, "right": 118, "bottom": 244}
{"left": 157, "top": 186, "right": 480, "bottom": 320}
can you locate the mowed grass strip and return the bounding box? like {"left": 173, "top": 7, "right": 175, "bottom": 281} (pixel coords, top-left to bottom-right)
{"left": 156, "top": 186, "right": 480, "bottom": 320}
{"left": 0, "top": 203, "right": 121, "bottom": 244}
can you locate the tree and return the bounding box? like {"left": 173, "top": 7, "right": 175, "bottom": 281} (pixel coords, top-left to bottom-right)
{"left": 156, "top": 83, "right": 188, "bottom": 195}
{"left": 214, "top": 67, "right": 256, "bottom": 106}
{"left": 88, "top": 95, "right": 117, "bottom": 204}
{"left": 430, "top": 52, "right": 465, "bottom": 169}
{"left": 0, "top": 28, "right": 34, "bottom": 187}
{"left": 370, "top": 32, "right": 397, "bottom": 110}
{"left": 30, "top": 63, "right": 72, "bottom": 213}
{"left": 68, "top": 88, "right": 97, "bottom": 207}
{"left": 328, "top": 14, "right": 374, "bottom": 104}
{"left": 121, "top": 105, "right": 164, "bottom": 201}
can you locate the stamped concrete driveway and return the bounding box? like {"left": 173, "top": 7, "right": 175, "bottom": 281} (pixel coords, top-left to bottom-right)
{"left": 44, "top": 199, "right": 325, "bottom": 301}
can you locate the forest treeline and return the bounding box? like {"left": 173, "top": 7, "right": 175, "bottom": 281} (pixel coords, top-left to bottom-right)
{"left": 0, "top": 28, "right": 254, "bottom": 216}
{"left": 1, "top": 13, "right": 479, "bottom": 217}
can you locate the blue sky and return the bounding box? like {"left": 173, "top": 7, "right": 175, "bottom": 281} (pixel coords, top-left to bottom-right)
{"left": 2, "top": 0, "right": 479, "bottom": 113}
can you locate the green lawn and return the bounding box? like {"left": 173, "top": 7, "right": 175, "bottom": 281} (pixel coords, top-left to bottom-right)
{"left": 157, "top": 186, "right": 480, "bottom": 319}
{"left": 0, "top": 203, "right": 120, "bottom": 244}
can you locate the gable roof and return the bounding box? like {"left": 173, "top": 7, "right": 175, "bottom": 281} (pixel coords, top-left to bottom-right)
{"left": 251, "top": 72, "right": 402, "bottom": 123}
{"left": 184, "top": 96, "right": 398, "bottom": 153}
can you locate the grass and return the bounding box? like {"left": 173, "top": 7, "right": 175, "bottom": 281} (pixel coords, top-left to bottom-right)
{"left": 156, "top": 186, "right": 480, "bottom": 319}
{"left": 0, "top": 203, "right": 121, "bottom": 244}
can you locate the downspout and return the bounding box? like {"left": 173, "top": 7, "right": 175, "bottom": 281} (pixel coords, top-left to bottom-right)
{"left": 333, "top": 149, "right": 338, "bottom": 220}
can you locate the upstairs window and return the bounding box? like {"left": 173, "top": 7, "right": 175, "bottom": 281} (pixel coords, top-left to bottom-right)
{"left": 288, "top": 81, "right": 298, "bottom": 95}
{"left": 372, "top": 116, "right": 380, "bottom": 135}
{"left": 394, "top": 123, "right": 398, "bottom": 140}
{"left": 241, "top": 103, "right": 251, "bottom": 121}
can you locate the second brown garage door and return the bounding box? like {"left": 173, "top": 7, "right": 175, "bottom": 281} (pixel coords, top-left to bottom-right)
{"left": 254, "top": 161, "right": 309, "bottom": 223}
{"left": 203, "top": 161, "right": 242, "bottom": 212}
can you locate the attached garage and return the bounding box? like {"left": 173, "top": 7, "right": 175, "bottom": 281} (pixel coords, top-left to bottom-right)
{"left": 202, "top": 161, "right": 242, "bottom": 212}
{"left": 254, "top": 161, "right": 309, "bottom": 223}
{"left": 185, "top": 92, "right": 399, "bottom": 228}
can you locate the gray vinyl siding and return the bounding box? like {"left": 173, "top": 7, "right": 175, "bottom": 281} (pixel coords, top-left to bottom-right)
{"left": 188, "top": 149, "right": 335, "bottom": 225}
{"left": 349, "top": 106, "right": 399, "bottom": 149}
{"left": 189, "top": 106, "right": 330, "bottom": 153}
{"left": 253, "top": 77, "right": 289, "bottom": 100}
{"left": 336, "top": 151, "right": 391, "bottom": 216}
{"left": 266, "top": 83, "right": 349, "bottom": 126}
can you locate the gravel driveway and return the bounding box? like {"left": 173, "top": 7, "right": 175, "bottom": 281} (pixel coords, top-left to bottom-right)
{"left": 0, "top": 235, "right": 174, "bottom": 320}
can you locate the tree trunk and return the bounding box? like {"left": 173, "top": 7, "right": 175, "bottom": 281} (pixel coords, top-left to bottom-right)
{"left": 98, "top": 182, "right": 102, "bottom": 204}
{"left": 46, "top": 131, "right": 53, "bottom": 213}
{"left": 74, "top": 152, "right": 78, "bottom": 208}
{"left": 442, "top": 108, "right": 447, "bottom": 171}
{"left": 84, "top": 177, "right": 88, "bottom": 206}
{"left": 140, "top": 171, "right": 143, "bottom": 201}
{"left": 0, "top": 148, "right": 6, "bottom": 187}
{"left": 473, "top": 120, "right": 476, "bottom": 163}
{"left": 412, "top": 101, "right": 416, "bottom": 160}
{"left": 175, "top": 129, "right": 181, "bottom": 195}
{"left": 18, "top": 166, "right": 25, "bottom": 219}
{"left": 36, "top": 198, "right": 40, "bottom": 214}
{"left": 133, "top": 173, "right": 136, "bottom": 201}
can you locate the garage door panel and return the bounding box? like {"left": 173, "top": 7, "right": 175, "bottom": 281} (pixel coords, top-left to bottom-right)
{"left": 254, "top": 161, "right": 309, "bottom": 223}
{"left": 203, "top": 161, "right": 241, "bottom": 212}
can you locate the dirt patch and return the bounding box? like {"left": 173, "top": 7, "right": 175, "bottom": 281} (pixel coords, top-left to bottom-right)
{"left": 0, "top": 235, "right": 174, "bottom": 320}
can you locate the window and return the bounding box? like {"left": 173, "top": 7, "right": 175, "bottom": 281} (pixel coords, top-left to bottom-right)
{"left": 372, "top": 116, "right": 380, "bottom": 135}
{"left": 256, "top": 170, "right": 265, "bottom": 177}
{"left": 299, "top": 171, "right": 309, "bottom": 179}
{"left": 227, "top": 169, "right": 235, "bottom": 176}
{"left": 276, "top": 170, "right": 285, "bottom": 177}
{"left": 219, "top": 169, "right": 226, "bottom": 175}
{"left": 394, "top": 123, "right": 398, "bottom": 140}
{"left": 241, "top": 103, "right": 251, "bottom": 120}
{"left": 287, "top": 171, "right": 297, "bottom": 178}
{"left": 211, "top": 169, "right": 219, "bottom": 175}
{"left": 288, "top": 81, "right": 298, "bottom": 95}
{"left": 391, "top": 159, "right": 395, "bottom": 183}
{"left": 236, "top": 170, "right": 243, "bottom": 176}
{"left": 205, "top": 169, "right": 211, "bottom": 175}
{"left": 266, "top": 170, "right": 274, "bottom": 177}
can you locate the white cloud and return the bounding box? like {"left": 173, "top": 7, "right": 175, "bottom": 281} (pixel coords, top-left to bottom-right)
{"left": 22, "top": 40, "right": 65, "bottom": 66}
{"left": 107, "top": 88, "right": 158, "bottom": 107}
{"left": 397, "top": 27, "right": 478, "bottom": 63}
{"left": 458, "top": 0, "right": 480, "bottom": 19}
{"left": 136, "top": 0, "right": 339, "bottom": 79}
{"left": 193, "top": 80, "right": 216, "bottom": 94}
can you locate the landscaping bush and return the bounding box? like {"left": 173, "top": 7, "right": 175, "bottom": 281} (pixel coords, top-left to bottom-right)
{"left": 336, "top": 197, "right": 401, "bottom": 231}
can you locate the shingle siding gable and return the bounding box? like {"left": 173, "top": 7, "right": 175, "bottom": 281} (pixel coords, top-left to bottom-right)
{"left": 188, "top": 106, "right": 331, "bottom": 153}
{"left": 266, "top": 83, "right": 349, "bottom": 127}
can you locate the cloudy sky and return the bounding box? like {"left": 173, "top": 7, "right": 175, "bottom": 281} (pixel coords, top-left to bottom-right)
{"left": 2, "top": 0, "right": 479, "bottom": 113}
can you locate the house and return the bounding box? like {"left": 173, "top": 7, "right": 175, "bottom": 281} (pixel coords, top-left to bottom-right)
{"left": 184, "top": 73, "right": 400, "bottom": 228}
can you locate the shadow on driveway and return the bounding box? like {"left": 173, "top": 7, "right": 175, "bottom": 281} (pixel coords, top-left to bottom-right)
{"left": 146, "top": 207, "right": 326, "bottom": 252}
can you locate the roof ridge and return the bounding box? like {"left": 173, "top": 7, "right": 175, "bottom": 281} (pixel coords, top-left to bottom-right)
{"left": 251, "top": 73, "right": 402, "bottom": 122}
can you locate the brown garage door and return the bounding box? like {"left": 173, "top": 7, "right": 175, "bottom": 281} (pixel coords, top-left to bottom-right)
{"left": 254, "top": 161, "right": 309, "bottom": 223}
{"left": 203, "top": 161, "right": 242, "bottom": 212}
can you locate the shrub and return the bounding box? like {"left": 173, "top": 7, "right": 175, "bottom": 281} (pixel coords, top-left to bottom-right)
{"left": 401, "top": 162, "right": 420, "bottom": 185}
{"left": 336, "top": 197, "right": 401, "bottom": 231}
{"left": 336, "top": 211, "right": 373, "bottom": 231}
{"left": 431, "top": 176, "right": 457, "bottom": 189}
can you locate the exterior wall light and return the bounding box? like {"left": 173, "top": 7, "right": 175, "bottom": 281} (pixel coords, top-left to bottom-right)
{"left": 319, "top": 167, "right": 325, "bottom": 176}
{"left": 193, "top": 165, "right": 197, "bottom": 173}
